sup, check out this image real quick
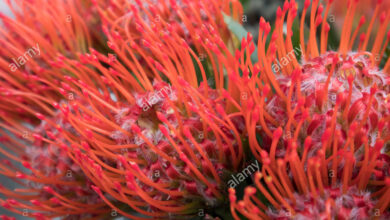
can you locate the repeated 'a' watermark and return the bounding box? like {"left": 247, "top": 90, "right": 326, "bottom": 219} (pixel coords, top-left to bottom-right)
{"left": 9, "top": 43, "right": 40, "bottom": 72}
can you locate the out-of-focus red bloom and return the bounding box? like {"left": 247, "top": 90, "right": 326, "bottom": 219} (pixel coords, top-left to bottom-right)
{"left": 0, "top": 2, "right": 111, "bottom": 217}
{"left": 0, "top": 110, "right": 111, "bottom": 219}
{"left": 229, "top": 0, "right": 390, "bottom": 219}
{"left": 332, "top": 0, "right": 390, "bottom": 30}
{"left": 0, "top": 0, "right": 106, "bottom": 121}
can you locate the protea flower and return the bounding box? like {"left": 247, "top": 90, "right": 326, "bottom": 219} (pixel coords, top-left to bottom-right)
{"left": 1, "top": 0, "right": 388, "bottom": 219}
{"left": 0, "top": 0, "right": 247, "bottom": 219}
{"left": 229, "top": 0, "right": 390, "bottom": 219}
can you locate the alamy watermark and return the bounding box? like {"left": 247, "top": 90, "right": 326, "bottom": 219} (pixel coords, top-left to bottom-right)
{"left": 271, "top": 45, "right": 302, "bottom": 73}
{"left": 8, "top": 43, "right": 40, "bottom": 72}
{"left": 228, "top": 160, "right": 260, "bottom": 188}
{"left": 139, "top": 84, "right": 174, "bottom": 111}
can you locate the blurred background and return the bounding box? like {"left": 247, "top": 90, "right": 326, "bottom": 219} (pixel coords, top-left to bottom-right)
{"left": 0, "top": 0, "right": 11, "bottom": 17}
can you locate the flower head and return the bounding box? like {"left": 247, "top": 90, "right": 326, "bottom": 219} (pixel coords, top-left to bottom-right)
{"left": 56, "top": 79, "right": 245, "bottom": 218}
{"left": 230, "top": 0, "right": 390, "bottom": 219}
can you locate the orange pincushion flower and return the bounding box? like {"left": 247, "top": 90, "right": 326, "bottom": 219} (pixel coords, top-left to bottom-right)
{"left": 0, "top": 0, "right": 246, "bottom": 219}
{"left": 38, "top": 4, "right": 248, "bottom": 213}
{"left": 2, "top": 0, "right": 388, "bottom": 219}
{"left": 229, "top": 0, "right": 390, "bottom": 219}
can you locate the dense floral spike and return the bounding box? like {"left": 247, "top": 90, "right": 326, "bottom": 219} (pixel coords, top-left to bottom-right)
{"left": 230, "top": 0, "right": 390, "bottom": 219}
{"left": 0, "top": 109, "right": 110, "bottom": 219}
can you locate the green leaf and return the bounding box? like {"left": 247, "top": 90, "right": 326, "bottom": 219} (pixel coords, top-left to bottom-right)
{"left": 239, "top": 0, "right": 249, "bottom": 6}
{"left": 223, "top": 13, "right": 248, "bottom": 41}
{"left": 223, "top": 13, "right": 258, "bottom": 63}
